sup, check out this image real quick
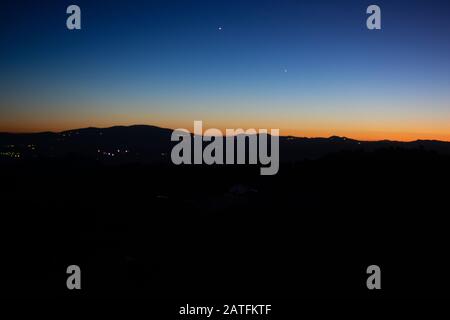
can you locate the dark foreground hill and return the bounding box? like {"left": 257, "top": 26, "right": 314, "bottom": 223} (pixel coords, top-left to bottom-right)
{"left": 1, "top": 125, "right": 450, "bottom": 299}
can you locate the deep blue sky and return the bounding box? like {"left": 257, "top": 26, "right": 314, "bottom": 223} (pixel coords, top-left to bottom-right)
{"left": 1, "top": 0, "right": 450, "bottom": 140}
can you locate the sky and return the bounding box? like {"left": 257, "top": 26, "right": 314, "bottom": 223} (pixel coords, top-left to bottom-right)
{"left": 1, "top": 0, "right": 450, "bottom": 141}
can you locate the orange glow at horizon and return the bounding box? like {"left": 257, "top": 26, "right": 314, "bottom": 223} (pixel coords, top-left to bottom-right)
{"left": 2, "top": 116, "right": 450, "bottom": 142}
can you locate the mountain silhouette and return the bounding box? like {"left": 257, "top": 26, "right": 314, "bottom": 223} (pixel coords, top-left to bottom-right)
{"left": 1, "top": 124, "right": 450, "bottom": 163}
{"left": 2, "top": 124, "right": 450, "bottom": 299}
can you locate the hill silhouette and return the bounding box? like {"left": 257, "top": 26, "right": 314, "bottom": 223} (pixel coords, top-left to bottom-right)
{"left": 2, "top": 124, "right": 450, "bottom": 163}
{"left": 1, "top": 124, "right": 450, "bottom": 299}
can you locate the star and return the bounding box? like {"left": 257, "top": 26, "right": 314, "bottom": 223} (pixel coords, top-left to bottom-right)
{"left": 218, "top": 26, "right": 223, "bottom": 31}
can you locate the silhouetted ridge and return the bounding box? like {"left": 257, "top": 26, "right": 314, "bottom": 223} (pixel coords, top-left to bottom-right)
{"left": 2, "top": 124, "right": 450, "bottom": 163}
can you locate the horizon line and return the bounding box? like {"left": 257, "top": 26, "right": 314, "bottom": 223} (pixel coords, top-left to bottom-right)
{"left": 1, "top": 124, "right": 449, "bottom": 144}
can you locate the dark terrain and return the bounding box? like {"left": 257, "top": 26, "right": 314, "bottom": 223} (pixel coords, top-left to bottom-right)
{"left": 1, "top": 125, "right": 449, "bottom": 298}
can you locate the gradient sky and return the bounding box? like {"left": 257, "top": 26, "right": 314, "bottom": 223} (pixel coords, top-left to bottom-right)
{"left": 1, "top": 0, "right": 450, "bottom": 140}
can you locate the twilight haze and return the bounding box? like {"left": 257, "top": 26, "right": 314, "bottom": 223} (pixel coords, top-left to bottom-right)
{"left": 1, "top": 0, "right": 450, "bottom": 141}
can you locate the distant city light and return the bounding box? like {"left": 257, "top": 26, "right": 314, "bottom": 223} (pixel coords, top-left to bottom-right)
{"left": 0, "top": 151, "right": 21, "bottom": 158}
